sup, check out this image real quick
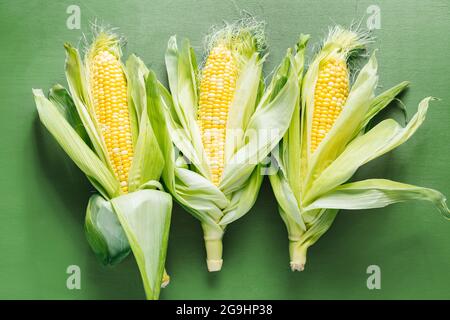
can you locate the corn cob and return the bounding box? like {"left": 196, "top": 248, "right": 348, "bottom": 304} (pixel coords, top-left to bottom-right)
{"left": 198, "top": 43, "right": 238, "bottom": 185}
{"left": 308, "top": 26, "right": 368, "bottom": 154}
{"left": 89, "top": 44, "right": 133, "bottom": 193}
{"left": 310, "top": 56, "right": 349, "bottom": 153}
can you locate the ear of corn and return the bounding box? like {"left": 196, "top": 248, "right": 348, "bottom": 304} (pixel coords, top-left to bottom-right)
{"left": 269, "top": 26, "right": 450, "bottom": 272}
{"left": 33, "top": 30, "right": 171, "bottom": 299}
{"left": 303, "top": 27, "right": 368, "bottom": 158}
{"left": 198, "top": 43, "right": 238, "bottom": 185}
{"left": 161, "top": 18, "right": 298, "bottom": 271}
{"left": 88, "top": 38, "right": 134, "bottom": 193}
{"left": 310, "top": 57, "right": 349, "bottom": 153}
{"left": 303, "top": 28, "right": 377, "bottom": 188}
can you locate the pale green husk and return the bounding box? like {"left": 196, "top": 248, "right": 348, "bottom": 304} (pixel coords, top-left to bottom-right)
{"left": 269, "top": 26, "right": 450, "bottom": 271}
{"left": 159, "top": 21, "right": 307, "bottom": 271}
{"left": 33, "top": 31, "right": 171, "bottom": 299}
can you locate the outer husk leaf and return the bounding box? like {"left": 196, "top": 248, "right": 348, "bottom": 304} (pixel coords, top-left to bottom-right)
{"left": 64, "top": 43, "right": 111, "bottom": 166}
{"left": 304, "top": 97, "right": 434, "bottom": 204}
{"left": 48, "top": 84, "right": 91, "bottom": 144}
{"left": 33, "top": 89, "right": 119, "bottom": 199}
{"left": 126, "top": 55, "right": 165, "bottom": 192}
{"left": 85, "top": 194, "right": 130, "bottom": 265}
{"left": 111, "top": 188, "right": 172, "bottom": 300}
{"left": 305, "top": 179, "right": 450, "bottom": 218}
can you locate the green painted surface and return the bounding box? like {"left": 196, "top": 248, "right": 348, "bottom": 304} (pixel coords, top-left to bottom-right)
{"left": 0, "top": 0, "right": 449, "bottom": 299}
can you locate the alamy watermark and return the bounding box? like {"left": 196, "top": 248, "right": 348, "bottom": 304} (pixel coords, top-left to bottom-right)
{"left": 366, "top": 265, "right": 381, "bottom": 290}
{"left": 366, "top": 5, "right": 381, "bottom": 30}
{"left": 66, "top": 5, "right": 81, "bottom": 30}
{"left": 66, "top": 265, "right": 81, "bottom": 290}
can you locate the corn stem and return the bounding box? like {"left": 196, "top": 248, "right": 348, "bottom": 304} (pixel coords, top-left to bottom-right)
{"left": 289, "top": 240, "right": 309, "bottom": 271}
{"left": 202, "top": 223, "right": 224, "bottom": 272}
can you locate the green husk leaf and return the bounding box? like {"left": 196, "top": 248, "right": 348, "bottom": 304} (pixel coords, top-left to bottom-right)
{"left": 289, "top": 208, "right": 338, "bottom": 270}
{"left": 359, "top": 81, "right": 410, "bottom": 133}
{"left": 48, "top": 84, "right": 91, "bottom": 144}
{"left": 293, "top": 34, "right": 310, "bottom": 78}
{"left": 268, "top": 168, "right": 305, "bottom": 229}
{"left": 165, "top": 36, "right": 208, "bottom": 176}
{"left": 146, "top": 71, "right": 176, "bottom": 190}
{"left": 300, "top": 209, "right": 338, "bottom": 244}
{"left": 220, "top": 53, "right": 299, "bottom": 194}
{"left": 174, "top": 168, "right": 228, "bottom": 222}
{"left": 219, "top": 165, "right": 264, "bottom": 225}
{"left": 126, "top": 54, "right": 149, "bottom": 122}
{"left": 164, "top": 37, "right": 199, "bottom": 129}
{"left": 85, "top": 194, "right": 130, "bottom": 265}
{"left": 279, "top": 206, "right": 306, "bottom": 244}
{"left": 33, "top": 89, "right": 119, "bottom": 199}
{"left": 64, "top": 43, "right": 110, "bottom": 165}
{"left": 305, "top": 179, "right": 450, "bottom": 218}
{"left": 126, "top": 55, "right": 165, "bottom": 192}
{"left": 181, "top": 38, "right": 199, "bottom": 111}
{"left": 266, "top": 50, "right": 292, "bottom": 101}
{"left": 224, "top": 53, "right": 263, "bottom": 162}
{"left": 305, "top": 53, "right": 378, "bottom": 188}
{"left": 285, "top": 34, "right": 310, "bottom": 202}
{"left": 304, "top": 97, "right": 433, "bottom": 204}
{"left": 125, "top": 54, "right": 147, "bottom": 145}
{"left": 128, "top": 113, "right": 164, "bottom": 192}
{"left": 111, "top": 188, "right": 172, "bottom": 300}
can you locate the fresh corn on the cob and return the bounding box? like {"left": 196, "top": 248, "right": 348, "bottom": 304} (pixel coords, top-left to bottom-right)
{"left": 89, "top": 42, "right": 134, "bottom": 193}
{"left": 311, "top": 57, "right": 349, "bottom": 153}
{"left": 198, "top": 44, "right": 238, "bottom": 185}
{"left": 269, "top": 26, "right": 450, "bottom": 272}
{"left": 162, "top": 19, "right": 299, "bottom": 271}
{"left": 33, "top": 30, "right": 172, "bottom": 300}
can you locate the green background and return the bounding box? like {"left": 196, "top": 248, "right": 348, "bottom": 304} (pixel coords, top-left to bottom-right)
{"left": 1, "top": 0, "right": 449, "bottom": 299}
